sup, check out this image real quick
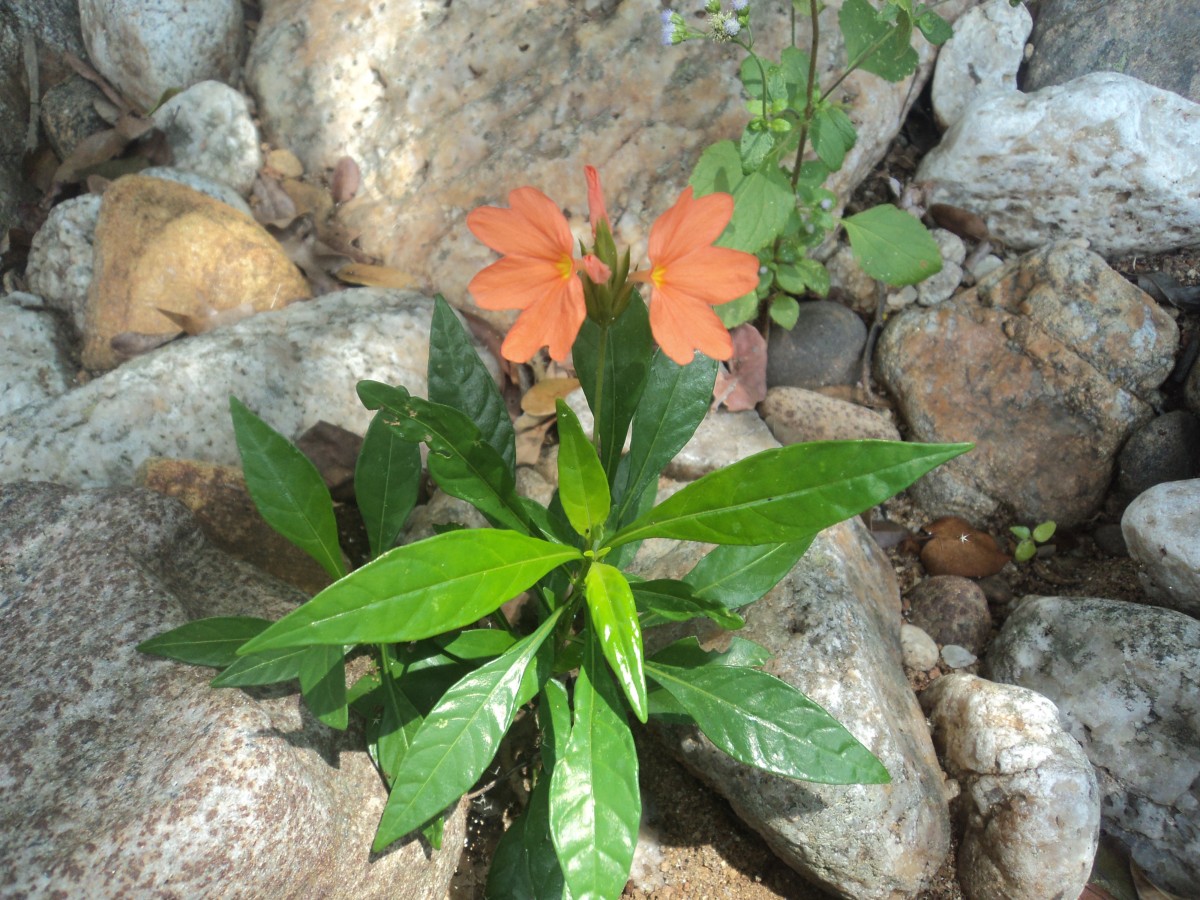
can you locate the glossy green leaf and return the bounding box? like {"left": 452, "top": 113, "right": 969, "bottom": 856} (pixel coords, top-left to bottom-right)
{"left": 428, "top": 294, "right": 516, "bottom": 472}
{"left": 549, "top": 631, "right": 641, "bottom": 900}
{"left": 649, "top": 635, "right": 771, "bottom": 670}
{"left": 238, "top": 530, "right": 581, "bottom": 653}
{"left": 840, "top": 0, "right": 919, "bottom": 82}
{"left": 540, "top": 678, "right": 571, "bottom": 771}
{"left": 230, "top": 396, "right": 346, "bottom": 580}
{"left": 137, "top": 616, "right": 270, "bottom": 667}
{"left": 843, "top": 204, "right": 943, "bottom": 286}
{"left": 916, "top": 8, "right": 953, "bottom": 45}
{"left": 356, "top": 411, "right": 421, "bottom": 560}
{"left": 372, "top": 606, "right": 564, "bottom": 851}
{"left": 434, "top": 629, "right": 517, "bottom": 661}
{"left": 555, "top": 399, "right": 611, "bottom": 540}
{"left": 299, "top": 643, "right": 348, "bottom": 730}
{"left": 585, "top": 563, "right": 647, "bottom": 723}
{"left": 810, "top": 104, "right": 856, "bottom": 171}
{"left": 375, "top": 646, "right": 424, "bottom": 784}
{"left": 645, "top": 660, "right": 890, "bottom": 784}
{"left": 689, "top": 140, "right": 793, "bottom": 253}
{"left": 633, "top": 579, "right": 745, "bottom": 630}
{"left": 573, "top": 295, "right": 652, "bottom": 483}
{"left": 609, "top": 440, "right": 972, "bottom": 548}
{"left": 357, "top": 381, "right": 531, "bottom": 534}
{"left": 615, "top": 350, "right": 717, "bottom": 527}
{"left": 210, "top": 646, "right": 308, "bottom": 687}
{"left": 1032, "top": 520, "right": 1057, "bottom": 543}
{"left": 685, "top": 539, "right": 815, "bottom": 610}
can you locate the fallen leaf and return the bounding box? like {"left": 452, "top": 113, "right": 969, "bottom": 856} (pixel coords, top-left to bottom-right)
{"left": 521, "top": 377, "right": 580, "bottom": 416}
{"left": 929, "top": 203, "right": 990, "bottom": 242}
{"left": 919, "top": 515, "right": 1010, "bottom": 577}
{"left": 110, "top": 330, "right": 182, "bottom": 358}
{"left": 156, "top": 303, "right": 257, "bottom": 335}
{"left": 712, "top": 323, "right": 768, "bottom": 411}
{"left": 1130, "top": 860, "right": 1187, "bottom": 900}
{"left": 265, "top": 148, "right": 304, "bottom": 179}
{"left": 515, "top": 413, "right": 555, "bottom": 466}
{"left": 1137, "top": 272, "right": 1200, "bottom": 311}
{"left": 51, "top": 128, "right": 130, "bottom": 185}
{"left": 296, "top": 421, "right": 363, "bottom": 502}
{"left": 334, "top": 262, "right": 418, "bottom": 290}
{"left": 251, "top": 173, "right": 299, "bottom": 227}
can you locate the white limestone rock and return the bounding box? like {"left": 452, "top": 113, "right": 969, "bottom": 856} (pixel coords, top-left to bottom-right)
{"left": 931, "top": 0, "right": 1032, "bottom": 130}
{"left": 0, "top": 293, "right": 72, "bottom": 417}
{"left": 151, "top": 81, "right": 263, "bottom": 195}
{"left": 1121, "top": 479, "right": 1200, "bottom": 618}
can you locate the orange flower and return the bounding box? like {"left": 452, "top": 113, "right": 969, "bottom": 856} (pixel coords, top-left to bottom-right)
{"left": 631, "top": 187, "right": 760, "bottom": 366}
{"left": 466, "top": 187, "right": 588, "bottom": 363}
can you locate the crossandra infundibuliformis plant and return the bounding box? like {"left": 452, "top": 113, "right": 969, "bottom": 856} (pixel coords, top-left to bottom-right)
{"left": 664, "top": 0, "right": 966, "bottom": 332}
{"left": 139, "top": 165, "right": 969, "bottom": 899}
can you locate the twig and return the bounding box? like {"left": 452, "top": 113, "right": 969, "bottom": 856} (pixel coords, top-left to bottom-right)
{"left": 22, "top": 26, "right": 39, "bottom": 153}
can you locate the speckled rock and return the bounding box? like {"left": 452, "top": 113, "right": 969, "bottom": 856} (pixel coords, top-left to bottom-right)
{"left": 901, "top": 623, "right": 940, "bottom": 672}
{"left": 26, "top": 193, "right": 102, "bottom": 339}
{"left": 766, "top": 300, "right": 867, "bottom": 389}
{"left": 664, "top": 409, "right": 779, "bottom": 481}
{"left": 1121, "top": 479, "right": 1200, "bottom": 618}
{"left": 151, "top": 80, "right": 263, "bottom": 194}
{"left": 917, "top": 229, "right": 965, "bottom": 306}
{"left": 1112, "top": 411, "right": 1200, "bottom": 512}
{"left": 922, "top": 674, "right": 1100, "bottom": 900}
{"left": 246, "top": 0, "right": 972, "bottom": 321}
{"left": 84, "top": 175, "right": 310, "bottom": 371}
{"left": 39, "top": 74, "right": 110, "bottom": 161}
{"left": 1023, "top": 0, "right": 1200, "bottom": 105}
{"left": 917, "top": 73, "right": 1200, "bottom": 255}
{"left": 0, "top": 293, "right": 72, "bottom": 417}
{"left": 931, "top": 0, "right": 1032, "bottom": 130}
{"left": 876, "top": 241, "right": 1177, "bottom": 525}
{"left": 641, "top": 520, "right": 951, "bottom": 898}
{"left": 986, "top": 596, "right": 1200, "bottom": 896}
{"left": 759, "top": 386, "right": 899, "bottom": 445}
{"left": 0, "top": 289, "right": 441, "bottom": 488}
{"left": 78, "top": 0, "right": 244, "bottom": 111}
{"left": 0, "top": 481, "right": 465, "bottom": 898}
{"left": 138, "top": 166, "right": 255, "bottom": 217}
{"left": 906, "top": 576, "right": 992, "bottom": 655}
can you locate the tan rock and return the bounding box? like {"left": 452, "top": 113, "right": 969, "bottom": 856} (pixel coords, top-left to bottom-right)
{"left": 759, "top": 385, "right": 900, "bottom": 445}
{"left": 85, "top": 175, "right": 311, "bottom": 370}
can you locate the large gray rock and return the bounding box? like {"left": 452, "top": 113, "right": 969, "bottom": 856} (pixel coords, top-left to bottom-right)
{"left": 26, "top": 193, "right": 102, "bottom": 339}
{"left": 986, "top": 596, "right": 1200, "bottom": 896}
{"left": 0, "top": 292, "right": 72, "bottom": 417}
{"left": 0, "top": 481, "right": 465, "bottom": 897}
{"left": 245, "top": 0, "right": 971, "bottom": 323}
{"left": 1023, "top": 0, "right": 1200, "bottom": 105}
{"left": 1121, "top": 479, "right": 1200, "bottom": 618}
{"left": 922, "top": 674, "right": 1099, "bottom": 900}
{"left": 0, "top": 289, "right": 443, "bottom": 488}
{"left": 876, "top": 241, "right": 1177, "bottom": 525}
{"left": 78, "top": 0, "right": 244, "bottom": 111}
{"left": 640, "top": 520, "right": 951, "bottom": 899}
{"left": 151, "top": 81, "right": 263, "bottom": 194}
{"left": 918, "top": 72, "right": 1200, "bottom": 256}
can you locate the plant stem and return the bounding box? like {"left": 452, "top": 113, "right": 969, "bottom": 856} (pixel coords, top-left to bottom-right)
{"left": 591, "top": 322, "right": 610, "bottom": 457}
{"left": 790, "top": 0, "right": 822, "bottom": 190}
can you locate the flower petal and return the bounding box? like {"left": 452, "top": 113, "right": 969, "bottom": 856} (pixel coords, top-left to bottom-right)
{"left": 466, "top": 187, "right": 574, "bottom": 260}
{"left": 648, "top": 188, "right": 735, "bottom": 265}
{"left": 648, "top": 286, "right": 734, "bottom": 365}
{"left": 585, "top": 165, "right": 609, "bottom": 233}
{"left": 468, "top": 256, "right": 568, "bottom": 310}
{"left": 658, "top": 245, "right": 760, "bottom": 306}
{"left": 500, "top": 278, "right": 587, "bottom": 363}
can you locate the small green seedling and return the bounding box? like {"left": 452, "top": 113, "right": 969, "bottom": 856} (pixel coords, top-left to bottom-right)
{"left": 1009, "top": 520, "right": 1056, "bottom": 563}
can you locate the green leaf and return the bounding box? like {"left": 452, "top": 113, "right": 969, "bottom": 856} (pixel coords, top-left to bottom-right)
{"left": 689, "top": 141, "right": 793, "bottom": 254}
{"left": 555, "top": 399, "right": 611, "bottom": 540}
{"left": 633, "top": 579, "right": 745, "bottom": 630}
{"left": 210, "top": 646, "right": 308, "bottom": 687}
{"left": 713, "top": 290, "right": 761, "bottom": 329}
{"left": 540, "top": 678, "right": 571, "bottom": 771}
{"left": 843, "top": 204, "right": 943, "bottom": 285}
{"left": 1009, "top": 525, "right": 1031, "bottom": 540}
{"left": 916, "top": 9, "right": 953, "bottom": 45}
{"left": 573, "top": 295, "right": 653, "bottom": 484}
{"left": 775, "top": 259, "right": 830, "bottom": 297}
{"left": 739, "top": 53, "right": 770, "bottom": 100}
{"left": 615, "top": 351, "right": 717, "bottom": 526}
{"left": 609, "top": 440, "right": 972, "bottom": 548}
{"left": 357, "top": 381, "right": 531, "bottom": 534}
{"left": 585, "top": 563, "right": 647, "bottom": 723}
{"left": 649, "top": 635, "right": 771, "bottom": 670}
{"left": 372, "top": 606, "right": 564, "bottom": 851}
{"left": 488, "top": 765, "right": 565, "bottom": 900}
{"left": 740, "top": 124, "right": 777, "bottom": 172}
{"left": 230, "top": 396, "right": 346, "bottom": 580}
{"left": 428, "top": 295, "right": 516, "bottom": 472}
{"left": 137, "top": 616, "right": 270, "bottom": 667}
{"left": 840, "top": 0, "right": 920, "bottom": 82}
{"left": 779, "top": 47, "right": 813, "bottom": 108}
{"left": 768, "top": 294, "right": 801, "bottom": 329}
{"left": 645, "top": 661, "right": 890, "bottom": 783}
{"left": 685, "top": 539, "right": 815, "bottom": 610}
{"left": 434, "top": 628, "right": 517, "bottom": 661}
{"left": 375, "top": 646, "right": 424, "bottom": 784}
{"left": 1014, "top": 540, "right": 1036, "bottom": 562}
{"left": 299, "top": 643, "right": 348, "bottom": 730}
{"left": 1032, "top": 521, "right": 1057, "bottom": 543}
{"left": 237, "top": 530, "right": 582, "bottom": 653}
{"left": 355, "top": 411, "right": 421, "bottom": 560}
{"left": 549, "top": 631, "right": 641, "bottom": 900}
{"left": 809, "top": 104, "right": 856, "bottom": 171}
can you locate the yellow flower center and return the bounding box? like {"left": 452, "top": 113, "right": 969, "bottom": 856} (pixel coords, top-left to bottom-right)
{"left": 651, "top": 265, "right": 667, "bottom": 288}
{"left": 557, "top": 253, "right": 575, "bottom": 280}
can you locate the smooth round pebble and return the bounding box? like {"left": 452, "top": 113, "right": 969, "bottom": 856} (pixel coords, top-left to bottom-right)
{"left": 901, "top": 623, "right": 940, "bottom": 671}
{"left": 941, "top": 645, "right": 978, "bottom": 669}
{"left": 906, "top": 575, "right": 993, "bottom": 654}
{"left": 766, "top": 301, "right": 866, "bottom": 389}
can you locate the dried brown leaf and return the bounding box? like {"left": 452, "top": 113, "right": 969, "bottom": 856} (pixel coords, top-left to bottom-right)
{"left": 521, "top": 377, "right": 581, "bottom": 416}
{"left": 712, "top": 323, "right": 767, "bottom": 411}
{"left": 156, "top": 303, "right": 256, "bottom": 335}
{"left": 251, "top": 174, "right": 299, "bottom": 227}
{"left": 110, "top": 330, "right": 182, "bottom": 358}
{"left": 1131, "top": 860, "right": 1186, "bottom": 900}
{"left": 335, "top": 262, "right": 417, "bottom": 290}
{"left": 331, "top": 156, "right": 361, "bottom": 204}
{"left": 514, "top": 413, "right": 555, "bottom": 466}
{"left": 51, "top": 128, "right": 130, "bottom": 185}
{"left": 929, "top": 203, "right": 990, "bottom": 243}
{"left": 265, "top": 148, "right": 304, "bottom": 178}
